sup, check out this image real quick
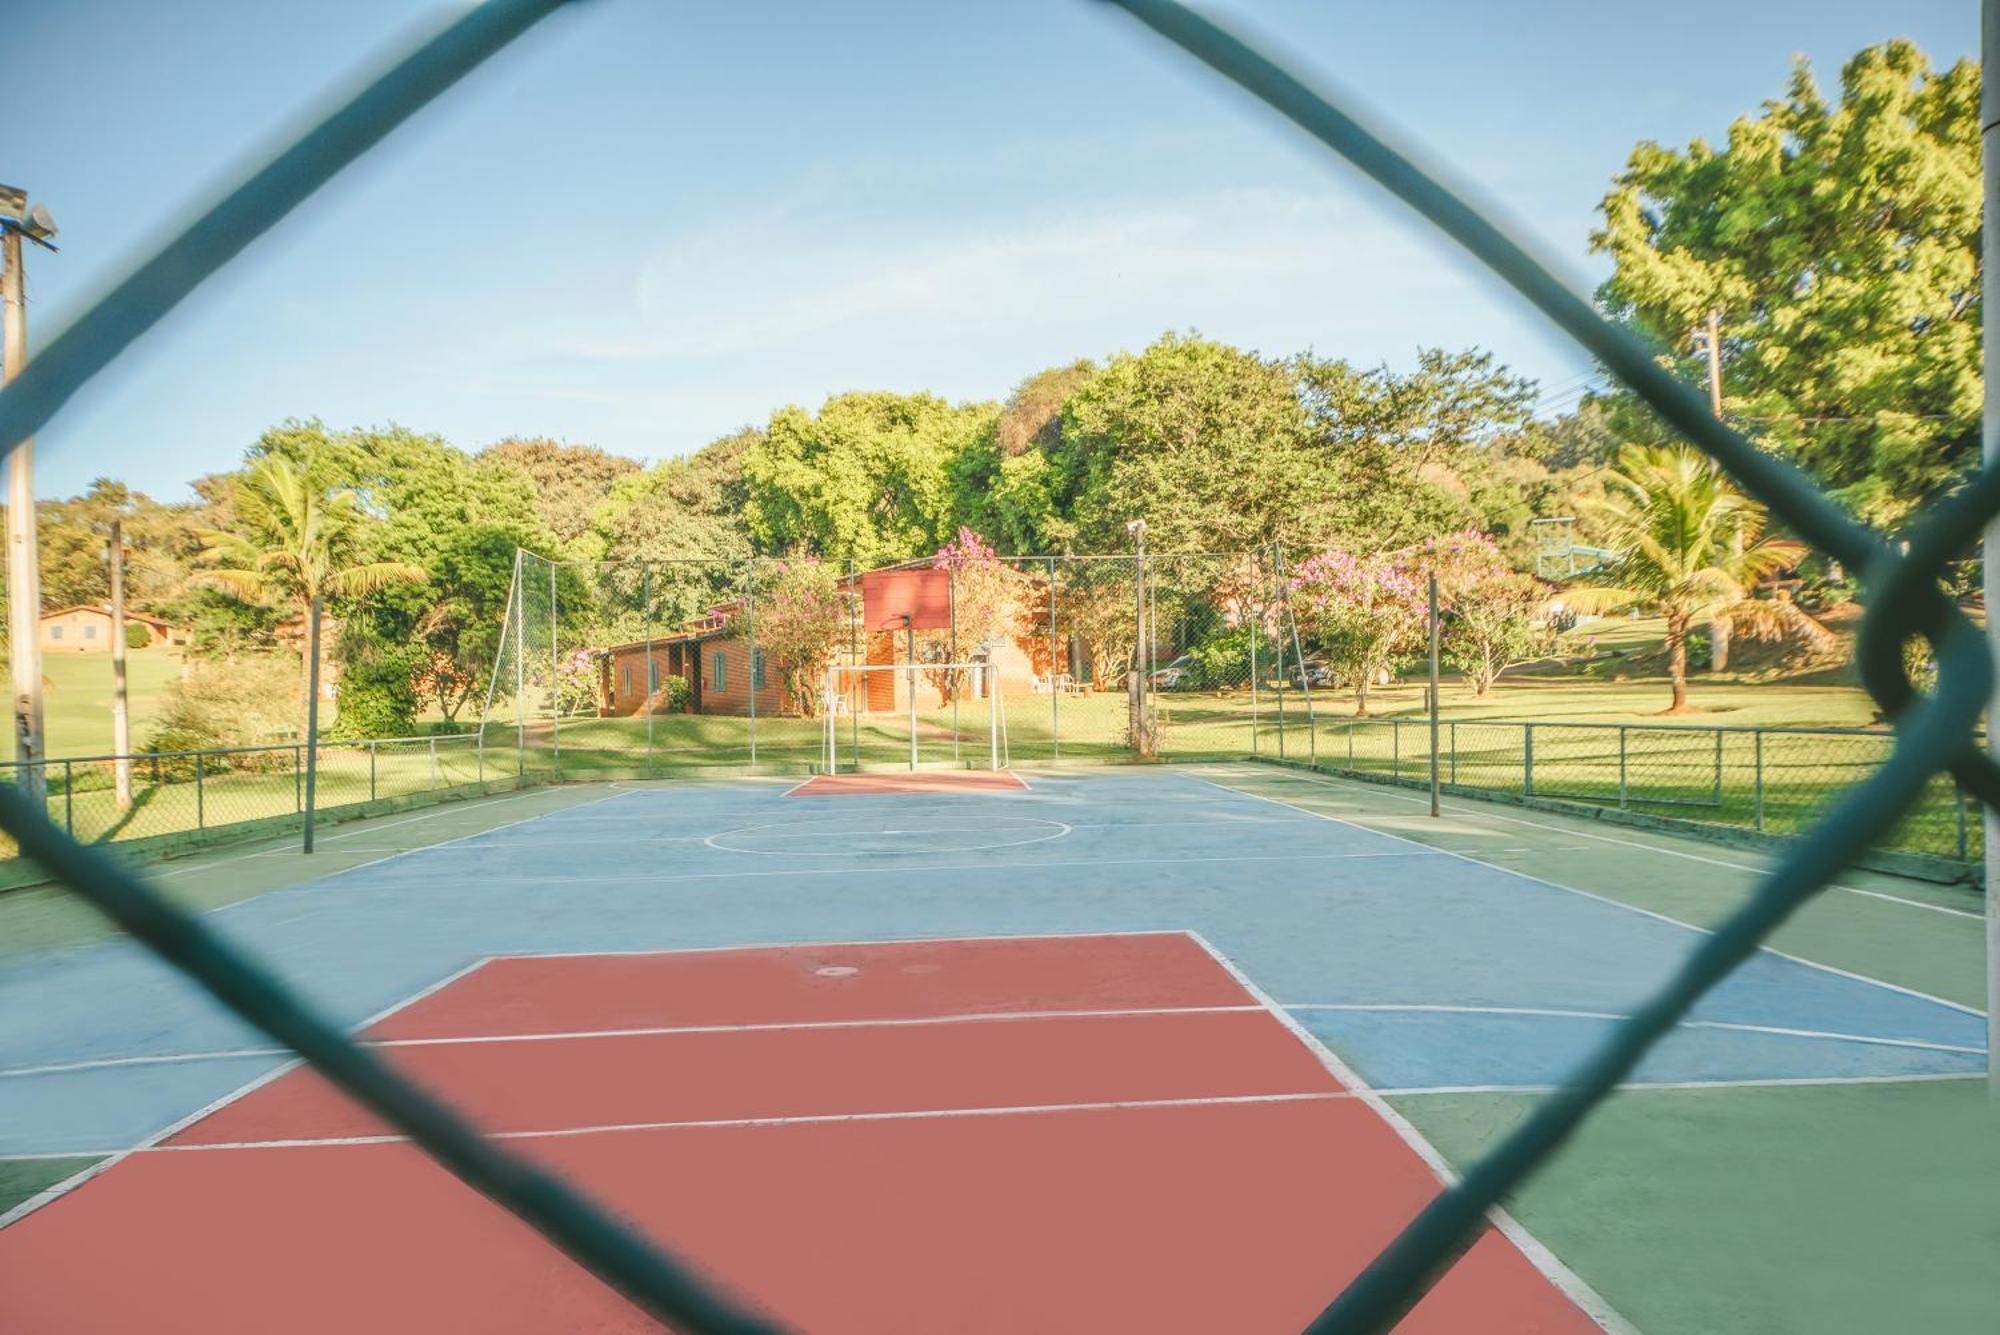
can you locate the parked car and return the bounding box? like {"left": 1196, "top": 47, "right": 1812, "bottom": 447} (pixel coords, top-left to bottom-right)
{"left": 1151, "top": 654, "right": 1194, "bottom": 690}
{"left": 1297, "top": 658, "right": 1335, "bottom": 689}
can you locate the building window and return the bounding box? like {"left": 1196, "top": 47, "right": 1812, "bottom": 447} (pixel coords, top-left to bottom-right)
{"left": 751, "top": 648, "right": 766, "bottom": 691}
{"left": 711, "top": 650, "right": 726, "bottom": 691}
{"left": 648, "top": 658, "right": 659, "bottom": 692}
{"left": 49, "top": 625, "right": 62, "bottom": 640}
{"left": 83, "top": 624, "right": 98, "bottom": 640}
{"left": 621, "top": 664, "right": 631, "bottom": 696}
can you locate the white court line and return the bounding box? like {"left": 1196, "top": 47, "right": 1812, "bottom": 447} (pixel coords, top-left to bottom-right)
{"left": 0, "top": 1005, "right": 1270, "bottom": 1080}
{"left": 335, "top": 847, "right": 1447, "bottom": 888}
{"left": 1205, "top": 769, "right": 1989, "bottom": 1023}
{"left": 1181, "top": 930, "right": 1638, "bottom": 1335}
{"left": 1376, "top": 1071, "right": 1988, "bottom": 1096}
{"left": 1280, "top": 1003, "right": 1987, "bottom": 1056}
{"left": 134, "top": 1091, "right": 1351, "bottom": 1155}
{"left": 488, "top": 926, "right": 1200, "bottom": 962}
{"left": 0, "top": 956, "right": 498, "bottom": 1228}
{"left": 432, "top": 816, "right": 1298, "bottom": 853}
{"left": 147, "top": 787, "right": 553, "bottom": 879}
{"left": 1238, "top": 762, "right": 1983, "bottom": 921}
{"left": 22, "top": 996, "right": 1983, "bottom": 1084}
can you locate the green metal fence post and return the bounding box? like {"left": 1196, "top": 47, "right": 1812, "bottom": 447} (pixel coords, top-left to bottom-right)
{"left": 1249, "top": 608, "right": 1259, "bottom": 756}
{"left": 1754, "top": 729, "right": 1765, "bottom": 830}
{"left": 1955, "top": 776, "right": 1967, "bottom": 860}
{"left": 196, "top": 752, "right": 205, "bottom": 830}
{"left": 293, "top": 744, "right": 301, "bottom": 812}
{"left": 1523, "top": 723, "right": 1535, "bottom": 797}
{"left": 1392, "top": 719, "right": 1400, "bottom": 778}
{"left": 1713, "top": 728, "right": 1724, "bottom": 806}
{"left": 370, "top": 741, "right": 378, "bottom": 802}
{"left": 1617, "top": 726, "right": 1628, "bottom": 810}
{"left": 1347, "top": 720, "right": 1354, "bottom": 770}
{"left": 62, "top": 760, "right": 72, "bottom": 835}
{"left": 430, "top": 736, "right": 440, "bottom": 788}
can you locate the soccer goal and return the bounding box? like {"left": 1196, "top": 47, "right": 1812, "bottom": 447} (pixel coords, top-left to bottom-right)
{"left": 823, "top": 661, "right": 1008, "bottom": 773}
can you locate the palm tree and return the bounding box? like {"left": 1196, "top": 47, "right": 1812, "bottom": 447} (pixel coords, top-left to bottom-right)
{"left": 193, "top": 453, "right": 424, "bottom": 735}
{"left": 1567, "top": 445, "right": 1801, "bottom": 713}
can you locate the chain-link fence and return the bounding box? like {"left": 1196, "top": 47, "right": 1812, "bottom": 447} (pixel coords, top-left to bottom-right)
{"left": 0, "top": 733, "right": 496, "bottom": 882}
{"left": 1289, "top": 716, "right": 1978, "bottom": 867}
{"left": 469, "top": 546, "right": 1977, "bottom": 873}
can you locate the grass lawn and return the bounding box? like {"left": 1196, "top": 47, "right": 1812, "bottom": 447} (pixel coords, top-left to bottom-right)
{"left": 0, "top": 650, "right": 185, "bottom": 762}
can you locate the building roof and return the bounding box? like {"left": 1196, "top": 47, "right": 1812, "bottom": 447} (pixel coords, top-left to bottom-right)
{"left": 39, "top": 605, "right": 176, "bottom": 631}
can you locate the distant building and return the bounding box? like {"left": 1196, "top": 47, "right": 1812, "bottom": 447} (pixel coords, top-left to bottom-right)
{"left": 38, "top": 605, "right": 185, "bottom": 654}
{"left": 595, "top": 590, "right": 1051, "bottom": 720}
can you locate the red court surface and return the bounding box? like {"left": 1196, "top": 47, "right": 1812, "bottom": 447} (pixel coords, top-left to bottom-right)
{"left": 0, "top": 932, "right": 1608, "bottom": 1334}
{"left": 789, "top": 769, "right": 1028, "bottom": 797}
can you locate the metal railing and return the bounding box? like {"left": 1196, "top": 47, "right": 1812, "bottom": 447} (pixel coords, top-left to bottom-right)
{"left": 0, "top": 733, "right": 499, "bottom": 856}
{"left": 1232, "top": 714, "right": 1977, "bottom": 868}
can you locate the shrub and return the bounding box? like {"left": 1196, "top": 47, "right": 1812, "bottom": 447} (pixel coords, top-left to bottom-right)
{"left": 651, "top": 673, "right": 691, "bottom": 714}
{"left": 125, "top": 623, "right": 151, "bottom": 650}
{"left": 143, "top": 656, "right": 299, "bottom": 774}
{"left": 329, "top": 642, "right": 421, "bottom": 740}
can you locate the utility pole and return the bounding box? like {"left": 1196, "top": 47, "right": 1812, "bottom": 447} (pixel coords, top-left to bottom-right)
{"left": 0, "top": 187, "right": 56, "bottom": 805}
{"left": 1980, "top": 0, "right": 1999, "bottom": 1095}
{"left": 1701, "top": 309, "right": 1724, "bottom": 417}
{"left": 109, "top": 519, "right": 132, "bottom": 808}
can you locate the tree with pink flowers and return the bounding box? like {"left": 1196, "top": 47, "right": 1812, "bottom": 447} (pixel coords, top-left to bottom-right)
{"left": 1287, "top": 549, "right": 1427, "bottom": 716}
{"left": 736, "top": 557, "right": 846, "bottom": 716}
{"left": 1398, "top": 530, "right": 1553, "bottom": 697}
{"left": 918, "top": 528, "right": 1019, "bottom": 703}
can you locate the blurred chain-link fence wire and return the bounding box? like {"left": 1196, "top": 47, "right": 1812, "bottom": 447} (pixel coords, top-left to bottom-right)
{"left": 0, "top": 0, "right": 1992, "bottom": 1331}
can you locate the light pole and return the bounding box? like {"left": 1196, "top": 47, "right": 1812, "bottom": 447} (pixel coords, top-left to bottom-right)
{"left": 0, "top": 185, "right": 57, "bottom": 804}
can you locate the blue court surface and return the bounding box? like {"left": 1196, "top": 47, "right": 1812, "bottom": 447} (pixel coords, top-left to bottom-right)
{"left": 1, "top": 767, "right": 1985, "bottom": 1160}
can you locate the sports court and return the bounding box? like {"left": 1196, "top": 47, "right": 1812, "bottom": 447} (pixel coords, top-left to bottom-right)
{"left": 1, "top": 765, "right": 1986, "bottom": 1332}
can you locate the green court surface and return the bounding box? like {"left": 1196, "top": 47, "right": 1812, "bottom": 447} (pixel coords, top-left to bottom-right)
{"left": 1394, "top": 1082, "right": 2000, "bottom": 1335}
{"left": 1203, "top": 764, "right": 1996, "bottom": 1334}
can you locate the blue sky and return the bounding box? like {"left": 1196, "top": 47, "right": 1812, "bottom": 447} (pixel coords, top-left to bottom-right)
{"left": 8, "top": 0, "right": 1976, "bottom": 502}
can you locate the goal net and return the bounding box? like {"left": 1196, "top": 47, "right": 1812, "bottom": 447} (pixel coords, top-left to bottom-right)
{"left": 823, "top": 662, "right": 1008, "bottom": 774}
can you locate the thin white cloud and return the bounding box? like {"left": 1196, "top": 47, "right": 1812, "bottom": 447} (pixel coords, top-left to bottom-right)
{"left": 563, "top": 183, "right": 1525, "bottom": 370}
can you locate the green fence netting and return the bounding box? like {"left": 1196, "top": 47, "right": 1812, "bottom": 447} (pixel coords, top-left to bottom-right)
{"left": 0, "top": 0, "right": 1991, "bottom": 1332}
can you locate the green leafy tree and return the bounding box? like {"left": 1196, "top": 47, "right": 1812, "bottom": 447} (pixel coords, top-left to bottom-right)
{"left": 1293, "top": 348, "right": 1543, "bottom": 552}
{"left": 35, "top": 479, "right": 202, "bottom": 613}
{"left": 746, "top": 392, "right": 995, "bottom": 564}
{"left": 1059, "top": 333, "right": 1320, "bottom": 553}
{"left": 947, "top": 361, "right": 1097, "bottom": 552}
{"left": 590, "top": 429, "right": 756, "bottom": 633}
{"left": 1592, "top": 40, "right": 1980, "bottom": 527}
{"left": 193, "top": 453, "right": 425, "bottom": 735}
{"left": 482, "top": 437, "right": 641, "bottom": 557}
{"left": 1569, "top": 446, "right": 1802, "bottom": 712}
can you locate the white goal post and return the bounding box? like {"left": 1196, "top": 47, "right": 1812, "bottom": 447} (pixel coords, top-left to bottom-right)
{"left": 822, "top": 661, "right": 1006, "bottom": 773}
